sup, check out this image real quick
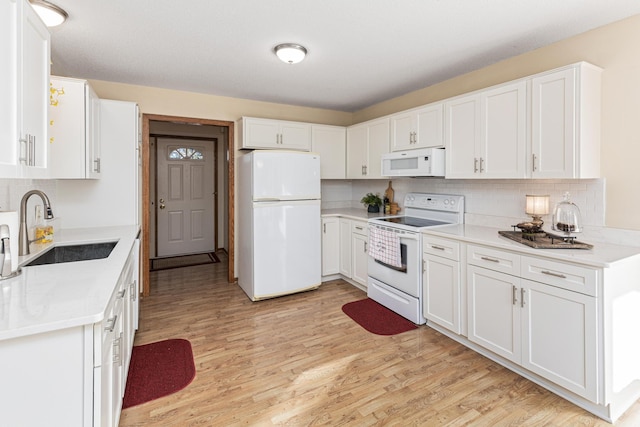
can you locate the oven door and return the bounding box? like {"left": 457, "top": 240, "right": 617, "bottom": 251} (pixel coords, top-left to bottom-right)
{"left": 367, "top": 227, "right": 421, "bottom": 297}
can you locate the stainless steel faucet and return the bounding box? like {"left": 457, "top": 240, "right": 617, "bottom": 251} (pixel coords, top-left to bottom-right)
{"left": 19, "top": 190, "right": 54, "bottom": 256}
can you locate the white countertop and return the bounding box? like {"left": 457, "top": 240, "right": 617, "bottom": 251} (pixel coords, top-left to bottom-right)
{"left": 424, "top": 224, "right": 640, "bottom": 268}
{"left": 0, "top": 225, "right": 140, "bottom": 341}
{"left": 321, "top": 208, "right": 391, "bottom": 221}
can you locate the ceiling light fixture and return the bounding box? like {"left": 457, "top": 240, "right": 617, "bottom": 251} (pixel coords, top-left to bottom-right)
{"left": 30, "top": 0, "right": 68, "bottom": 27}
{"left": 274, "top": 43, "right": 307, "bottom": 64}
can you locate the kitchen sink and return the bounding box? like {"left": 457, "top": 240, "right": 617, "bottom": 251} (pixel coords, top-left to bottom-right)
{"left": 25, "top": 241, "right": 118, "bottom": 266}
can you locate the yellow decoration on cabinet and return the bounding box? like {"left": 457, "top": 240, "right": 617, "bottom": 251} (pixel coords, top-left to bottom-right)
{"left": 49, "top": 82, "right": 65, "bottom": 106}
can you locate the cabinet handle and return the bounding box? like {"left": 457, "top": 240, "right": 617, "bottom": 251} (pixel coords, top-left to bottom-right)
{"left": 355, "top": 226, "right": 363, "bottom": 230}
{"left": 117, "top": 289, "right": 126, "bottom": 299}
{"left": 512, "top": 285, "right": 518, "bottom": 305}
{"left": 479, "top": 157, "right": 484, "bottom": 173}
{"left": 541, "top": 270, "right": 567, "bottom": 279}
{"left": 323, "top": 223, "right": 326, "bottom": 233}
{"left": 94, "top": 158, "right": 101, "bottom": 173}
{"left": 520, "top": 288, "right": 525, "bottom": 307}
{"left": 19, "top": 135, "right": 28, "bottom": 164}
{"left": 423, "top": 259, "right": 426, "bottom": 273}
{"left": 431, "top": 245, "right": 445, "bottom": 251}
{"left": 113, "top": 335, "right": 122, "bottom": 365}
{"left": 363, "top": 165, "right": 368, "bottom": 175}
{"left": 104, "top": 314, "right": 118, "bottom": 333}
{"left": 532, "top": 154, "right": 537, "bottom": 172}
{"left": 474, "top": 158, "right": 478, "bottom": 173}
{"left": 480, "top": 256, "right": 499, "bottom": 263}
{"left": 130, "top": 281, "right": 137, "bottom": 301}
{"left": 29, "top": 135, "right": 35, "bottom": 166}
{"left": 364, "top": 242, "right": 367, "bottom": 253}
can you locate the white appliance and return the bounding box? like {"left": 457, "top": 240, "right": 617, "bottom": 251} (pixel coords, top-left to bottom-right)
{"left": 381, "top": 148, "right": 445, "bottom": 177}
{"left": 238, "top": 150, "right": 321, "bottom": 301}
{"left": 368, "top": 193, "right": 464, "bottom": 324}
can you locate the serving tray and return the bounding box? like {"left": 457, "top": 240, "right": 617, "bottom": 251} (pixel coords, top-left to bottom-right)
{"left": 498, "top": 230, "right": 593, "bottom": 249}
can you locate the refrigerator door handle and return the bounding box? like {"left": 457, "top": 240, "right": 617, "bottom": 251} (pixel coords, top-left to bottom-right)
{"left": 254, "top": 198, "right": 283, "bottom": 202}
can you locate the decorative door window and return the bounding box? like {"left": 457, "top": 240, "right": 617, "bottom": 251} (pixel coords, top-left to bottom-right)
{"left": 167, "top": 146, "right": 204, "bottom": 160}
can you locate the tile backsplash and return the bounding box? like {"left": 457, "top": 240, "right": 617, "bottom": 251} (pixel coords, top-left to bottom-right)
{"left": 322, "top": 177, "right": 640, "bottom": 246}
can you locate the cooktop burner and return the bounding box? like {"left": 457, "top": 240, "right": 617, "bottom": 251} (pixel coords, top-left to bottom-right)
{"left": 376, "top": 216, "right": 449, "bottom": 228}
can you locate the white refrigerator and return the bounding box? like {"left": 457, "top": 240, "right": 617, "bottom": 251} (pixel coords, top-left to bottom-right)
{"left": 238, "top": 150, "right": 321, "bottom": 301}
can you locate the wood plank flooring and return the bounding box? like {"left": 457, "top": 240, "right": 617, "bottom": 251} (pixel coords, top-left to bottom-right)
{"left": 119, "top": 254, "right": 640, "bottom": 426}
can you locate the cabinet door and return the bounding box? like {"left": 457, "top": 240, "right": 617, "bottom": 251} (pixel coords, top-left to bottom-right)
{"left": 445, "top": 94, "right": 480, "bottom": 178}
{"left": 346, "top": 124, "right": 367, "bottom": 179}
{"left": 311, "top": 125, "right": 346, "bottom": 179}
{"left": 480, "top": 81, "right": 527, "bottom": 178}
{"left": 351, "top": 232, "right": 368, "bottom": 286}
{"left": 280, "top": 121, "right": 311, "bottom": 151}
{"left": 415, "top": 103, "right": 444, "bottom": 149}
{"left": 242, "top": 118, "right": 280, "bottom": 149}
{"left": 366, "top": 118, "right": 390, "bottom": 179}
{"left": 86, "top": 85, "right": 101, "bottom": 178}
{"left": 49, "top": 77, "right": 87, "bottom": 178}
{"left": 521, "top": 278, "right": 597, "bottom": 401}
{"left": 20, "top": 0, "right": 50, "bottom": 178}
{"left": 0, "top": 0, "right": 19, "bottom": 177}
{"left": 531, "top": 68, "right": 576, "bottom": 178}
{"left": 390, "top": 111, "right": 415, "bottom": 151}
{"left": 423, "top": 254, "right": 460, "bottom": 333}
{"left": 467, "top": 265, "right": 521, "bottom": 363}
{"left": 339, "top": 218, "right": 352, "bottom": 277}
{"left": 321, "top": 217, "right": 340, "bottom": 275}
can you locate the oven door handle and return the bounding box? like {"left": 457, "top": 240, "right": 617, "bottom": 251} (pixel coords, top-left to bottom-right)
{"left": 396, "top": 234, "right": 418, "bottom": 241}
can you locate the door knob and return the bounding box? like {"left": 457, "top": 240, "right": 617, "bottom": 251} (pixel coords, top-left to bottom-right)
{"left": 159, "top": 204, "right": 166, "bottom": 209}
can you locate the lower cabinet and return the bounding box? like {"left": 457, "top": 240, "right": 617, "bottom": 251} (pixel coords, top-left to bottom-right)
{"left": 422, "top": 235, "right": 461, "bottom": 334}
{"left": 351, "top": 220, "right": 368, "bottom": 287}
{"left": 0, "top": 239, "right": 140, "bottom": 427}
{"left": 466, "top": 243, "right": 598, "bottom": 402}
{"left": 321, "top": 216, "right": 369, "bottom": 289}
{"left": 321, "top": 217, "right": 340, "bottom": 275}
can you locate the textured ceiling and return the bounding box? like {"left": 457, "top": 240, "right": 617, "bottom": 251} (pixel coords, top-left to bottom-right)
{"left": 48, "top": 0, "right": 640, "bottom": 112}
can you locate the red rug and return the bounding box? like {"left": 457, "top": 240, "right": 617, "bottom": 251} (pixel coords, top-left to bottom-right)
{"left": 122, "top": 338, "right": 196, "bottom": 409}
{"left": 341, "top": 298, "right": 418, "bottom": 335}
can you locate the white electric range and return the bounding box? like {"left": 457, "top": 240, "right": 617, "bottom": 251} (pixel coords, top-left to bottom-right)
{"left": 367, "top": 193, "right": 465, "bottom": 324}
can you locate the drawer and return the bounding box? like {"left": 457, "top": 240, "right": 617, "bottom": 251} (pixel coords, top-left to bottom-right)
{"left": 521, "top": 256, "right": 598, "bottom": 296}
{"left": 423, "top": 235, "right": 460, "bottom": 261}
{"left": 351, "top": 220, "right": 368, "bottom": 236}
{"left": 467, "top": 244, "right": 520, "bottom": 276}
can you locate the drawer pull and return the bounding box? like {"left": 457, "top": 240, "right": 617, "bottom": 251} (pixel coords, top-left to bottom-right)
{"left": 480, "top": 256, "right": 499, "bottom": 263}
{"left": 355, "top": 226, "right": 363, "bottom": 230}
{"left": 541, "top": 270, "right": 567, "bottom": 279}
{"left": 431, "top": 245, "right": 446, "bottom": 251}
{"left": 521, "top": 288, "right": 525, "bottom": 308}
{"left": 512, "top": 285, "right": 517, "bottom": 305}
{"left": 104, "top": 315, "right": 118, "bottom": 333}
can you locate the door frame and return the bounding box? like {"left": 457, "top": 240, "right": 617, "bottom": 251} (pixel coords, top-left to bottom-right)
{"left": 142, "top": 114, "right": 235, "bottom": 296}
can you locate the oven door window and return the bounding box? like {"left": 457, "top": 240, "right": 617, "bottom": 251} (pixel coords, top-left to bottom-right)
{"left": 375, "top": 243, "right": 407, "bottom": 273}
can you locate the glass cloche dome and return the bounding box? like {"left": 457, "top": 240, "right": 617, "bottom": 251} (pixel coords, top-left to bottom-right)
{"left": 552, "top": 192, "right": 583, "bottom": 237}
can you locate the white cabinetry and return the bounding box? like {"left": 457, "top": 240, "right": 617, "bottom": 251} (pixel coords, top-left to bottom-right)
{"left": 351, "top": 220, "right": 369, "bottom": 287}
{"left": 466, "top": 243, "right": 597, "bottom": 401}
{"left": 321, "top": 217, "right": 340, "bottom": 275}
{"left": 311, "top": 124, "right": 346, "bottom": 179}
{"left": 50, "top": 76, "right": 102, "bottom": 179}
{"left": 422, "top": 235, "right": 462, "bottom": 334}
{"left": 339, "top": 218, "right": 352, "bottom": 277}
{"left": 346, "top": 118, "right": 389, "bottom": 179}
{"left": 531, "top": 63, "right": 602, "bottom": 178}
{"left": 391, "top": 103, "right": 443, "bottom": 151}
{"left": 0, "top": 0, "right": 50, "bottom": 178}
{"left": 445, "top": 81, "right": 526, "bottom": 178}
{"left": 239, "top": 117, "right": 311, "bottom": 151}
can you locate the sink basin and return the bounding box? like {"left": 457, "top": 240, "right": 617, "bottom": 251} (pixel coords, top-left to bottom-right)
{"left": 25, "top": 241, "right": 118, "bottom": 266}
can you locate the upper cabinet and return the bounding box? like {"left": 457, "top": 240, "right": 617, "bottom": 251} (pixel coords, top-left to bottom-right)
{"left": 445, "top": 62, "right": 601, "bottom": 179}
{"left": 346, "top": 117, "right": 390, "bottom": 179}
{"left": 445, "top": 81, "right": 527, "bottom": 179}
{"left": 239, "top": 117, "right": 311, "bottom": 151}
{"left": 390, "top": 103, "right": 444, "bottom": 151}
{"left": 531, "top": 63, "right": 602, "bottom": 179}
{"left": 0, "top": 0, "right": 50, "bottom": 178}
{"left": 49, "top": 76, "right": 102, "bottom": 179}
{"left": 311, "top": 124, "right": 346, "bottom": 179}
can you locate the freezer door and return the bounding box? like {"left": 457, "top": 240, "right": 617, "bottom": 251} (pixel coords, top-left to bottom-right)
{"left": 252, "top": 151, "right": 320, "bottom": 200}
{"left": 252, "top": 200, "right": 321, "bottom": 299}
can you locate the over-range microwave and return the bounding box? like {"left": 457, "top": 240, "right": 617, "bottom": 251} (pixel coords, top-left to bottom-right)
{"left": 381, "top": 148, "right": 445, "bottom": 177}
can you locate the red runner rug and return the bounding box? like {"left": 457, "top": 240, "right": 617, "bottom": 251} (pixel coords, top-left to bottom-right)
{"left": 342, "top": 298, "right": 418, "bottom": 336}
{"left": 122, "top": 338, "right": 196, "bottom": 409}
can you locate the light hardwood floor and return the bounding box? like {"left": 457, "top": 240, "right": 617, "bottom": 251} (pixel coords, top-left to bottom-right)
{"left": 119, "top": 254, "right": 640, "bottom": 426}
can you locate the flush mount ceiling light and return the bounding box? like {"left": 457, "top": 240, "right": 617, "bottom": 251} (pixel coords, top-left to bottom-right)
{"left": 30, "top": 0, "right": 68, "bottom": 27}
{"left": 274, "top": 43, "right": 307, "bottom": 64}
